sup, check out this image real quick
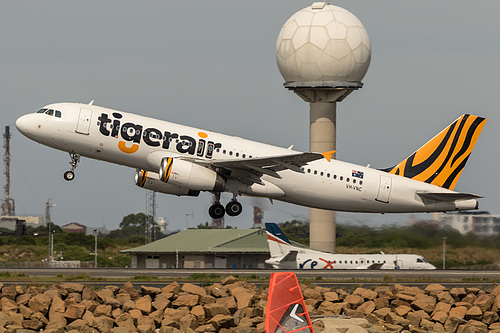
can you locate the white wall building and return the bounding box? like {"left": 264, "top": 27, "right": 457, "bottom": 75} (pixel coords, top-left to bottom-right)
{"left": 436, "top": 212, "right": 500, "bottom": 236}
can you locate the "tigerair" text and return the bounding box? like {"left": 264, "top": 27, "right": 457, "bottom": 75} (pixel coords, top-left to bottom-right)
{"left": 97, "top": 112, "right": 222, "bottom": 158}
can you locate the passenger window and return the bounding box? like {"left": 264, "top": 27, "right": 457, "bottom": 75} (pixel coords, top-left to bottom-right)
{"left": 320, "top": 172, "right": 324, "bottom": 176}
{"left": 346, "top": 178, "right": 350, "bottom": 182}
{"left": 353, "top": 179, "right": 356, "bottom": 184}
{"left": 55, "top": 110, "right": 61, "bottom": 118}
{"left": 340, "top": 176, "right": 343, "bottom": 181}
{"left": 314, "top": 170, "right": 317, "bottom": 175}
{"left": 333, "top": 175, "right": 337, "bottom": 179}
{"left": 360, "top": 181, "right": 363, "bottom": 185}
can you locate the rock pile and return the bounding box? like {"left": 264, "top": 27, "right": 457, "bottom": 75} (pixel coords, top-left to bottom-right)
{"left": 0, "top": 277, "right": 499, "bottom": 332}
{"left": 308, "top": 282, "right": 500, "bottom": 333}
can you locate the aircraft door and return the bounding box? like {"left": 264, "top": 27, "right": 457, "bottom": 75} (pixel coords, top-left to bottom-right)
{"left": 376, "top": 175, "right": 392, "bottom": 203}
{"left": 76, "top": 108, "right": 93, "bottom": 135}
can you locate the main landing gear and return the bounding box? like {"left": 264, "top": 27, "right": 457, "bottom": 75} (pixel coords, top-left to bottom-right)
{"left": 63, "top": 153, "right": 80, "bottom": 181}
{"left": 209, "top": 193, "right": 243, "bottom": 219}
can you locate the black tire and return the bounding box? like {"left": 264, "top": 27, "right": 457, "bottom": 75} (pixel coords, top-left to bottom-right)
{"left": 63, "top": 171, "right": 75, "bottom": 181}
{"left": 209, "top": 203, "right": 225, "bottom": 219}
{"left": 226, "top": 201, "right": 242, "bottom": 217}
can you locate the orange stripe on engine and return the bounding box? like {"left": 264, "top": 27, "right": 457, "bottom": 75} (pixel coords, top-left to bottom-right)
{"left": 163, "top": 158, "right": 173, "bottom": 182}
{"left": 139, "top": 171, "right": 148, "bottom": 187}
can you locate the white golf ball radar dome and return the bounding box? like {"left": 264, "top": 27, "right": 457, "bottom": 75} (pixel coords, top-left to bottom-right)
{"left": 276, "top": 2, "right": 371, "bottom": 83}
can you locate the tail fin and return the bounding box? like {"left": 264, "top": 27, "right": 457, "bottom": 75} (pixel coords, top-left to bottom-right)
{"left": 385, "top": 114, "right": 486, "bottom": 190}
{"left": 265, "top": 223, "right": 293, "bottom": 258}
{"left": 266, "top": 272, "right": 315, "bottom": 333}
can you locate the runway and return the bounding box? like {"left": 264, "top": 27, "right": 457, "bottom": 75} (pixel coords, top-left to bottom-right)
{"left": 1, "top": 268, "right": 499, "bottom": 282}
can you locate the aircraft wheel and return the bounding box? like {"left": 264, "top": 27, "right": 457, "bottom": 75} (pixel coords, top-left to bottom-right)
{"left": 63, "top": 171, "right": 75, "bottom": 181}
{"left": 226, "top": 201, "right": 242, "bottom": 217}
{"left": 209, "top": 203, "right": 225, "bottom": 219}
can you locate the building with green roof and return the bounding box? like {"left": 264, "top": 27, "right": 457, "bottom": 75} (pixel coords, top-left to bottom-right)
{"left": 121, "top": 228, "right": 272, "bottom": 269}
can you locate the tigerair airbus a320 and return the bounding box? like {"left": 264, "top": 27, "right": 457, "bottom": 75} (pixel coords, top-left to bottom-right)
{"left": 16, "top": 102, "right": 486, "bottom": 219}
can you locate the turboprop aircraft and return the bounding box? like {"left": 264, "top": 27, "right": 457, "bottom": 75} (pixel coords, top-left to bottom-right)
{"left": 265, "top": 223, "right": 436, "bottom": 270}
{"left": 15, "top": 102, "right": 486, "bottom": 219}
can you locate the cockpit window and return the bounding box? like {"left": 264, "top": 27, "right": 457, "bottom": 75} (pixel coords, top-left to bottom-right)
{"left": 37, "top": 108, "right": 62, "bottom": 118}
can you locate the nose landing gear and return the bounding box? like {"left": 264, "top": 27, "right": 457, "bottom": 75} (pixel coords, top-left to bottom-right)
{"left": 63, "top": 153, "right": 80, "bottom": 181}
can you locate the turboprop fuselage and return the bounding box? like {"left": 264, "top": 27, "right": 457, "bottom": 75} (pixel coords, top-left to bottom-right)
{"left": 16, "top": 103, "right": 484, "bottom": 218}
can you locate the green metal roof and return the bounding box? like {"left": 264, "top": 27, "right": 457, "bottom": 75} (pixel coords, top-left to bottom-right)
{"left": 121, "top": 228, "right": 270, "bottom": 254}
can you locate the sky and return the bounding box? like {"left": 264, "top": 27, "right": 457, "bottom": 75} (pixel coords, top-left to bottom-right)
{"left": 1, "top": 1, "right": 499, "bottom": 232}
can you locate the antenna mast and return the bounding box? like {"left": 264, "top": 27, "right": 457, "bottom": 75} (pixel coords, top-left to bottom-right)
{"left": 2, "top": 126, "right": 15, "bottom": 216}
{"left": 145, "top": 190, "right": 157, "bottom": 243}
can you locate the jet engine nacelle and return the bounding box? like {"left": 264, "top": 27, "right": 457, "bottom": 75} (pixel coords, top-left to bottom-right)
{"left": 135, "top": 169, "right": 200, "bottom": 197}
{"left": 159, "top": 157, "right": 225, "bottom": 192}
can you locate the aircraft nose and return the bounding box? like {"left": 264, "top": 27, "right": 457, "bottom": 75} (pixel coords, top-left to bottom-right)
{"left": 15, "top": 114, "right": 32, "bottom": 135}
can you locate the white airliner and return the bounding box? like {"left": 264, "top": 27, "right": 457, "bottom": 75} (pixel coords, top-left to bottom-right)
{"left": 15, "top": 102, "right": 486, "bottom": 219}
{"left": 265, "top": 223, "right": 436, "bottom": 270}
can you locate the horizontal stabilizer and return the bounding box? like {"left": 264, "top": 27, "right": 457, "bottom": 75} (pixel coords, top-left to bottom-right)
{"left": 416, "top": 191, "right": 482, "bottom": 202}
{"left": 278, "top": 250, "right": 298, "bottom": 263}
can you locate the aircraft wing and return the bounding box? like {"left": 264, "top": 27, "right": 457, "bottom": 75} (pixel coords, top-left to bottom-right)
{"left": 201, "top": 152, "right": 332, "bottom": 183}
{"left": 416, "top": 192, "right": 482, "bottom": 202}
{"left": 356, "top": 263, "right": 384, "bottom": 270}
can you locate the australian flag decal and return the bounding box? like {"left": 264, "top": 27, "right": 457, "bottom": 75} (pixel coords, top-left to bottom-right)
{"left": 352, "top": 170, "right": 364, "bottom": 179}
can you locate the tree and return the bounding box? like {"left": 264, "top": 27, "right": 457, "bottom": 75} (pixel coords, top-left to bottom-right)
{"left": 120, "top": 213, "right": 148, "bottom": 229}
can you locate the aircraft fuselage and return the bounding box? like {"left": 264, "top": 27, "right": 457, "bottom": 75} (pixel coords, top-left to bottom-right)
{"left": 16, "top": 103, "right": 480, "bottom": 215}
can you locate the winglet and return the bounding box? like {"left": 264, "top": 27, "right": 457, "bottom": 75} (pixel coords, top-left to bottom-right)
{"left": 321, "top": 150, "right": 336, "bottom": 162}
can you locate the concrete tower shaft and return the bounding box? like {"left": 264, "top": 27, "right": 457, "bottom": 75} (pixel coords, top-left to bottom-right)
{"left": 309, "top": 103, "right": 336, "bottom": 253}
{"left": 276, "top": 3, "right": 371, "bottom": 253}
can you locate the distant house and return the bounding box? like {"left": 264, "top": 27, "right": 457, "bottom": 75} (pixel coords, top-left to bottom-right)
{"left": 62, "top": 222, "right": 87, "bottom": 234}
{"left": 121, "top": 228, "right": 271, "bottom": 269}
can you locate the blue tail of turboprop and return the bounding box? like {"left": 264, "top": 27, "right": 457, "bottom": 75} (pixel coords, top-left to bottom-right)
{"left": 265, "top": 223, "right": 291, "bottom": 245}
